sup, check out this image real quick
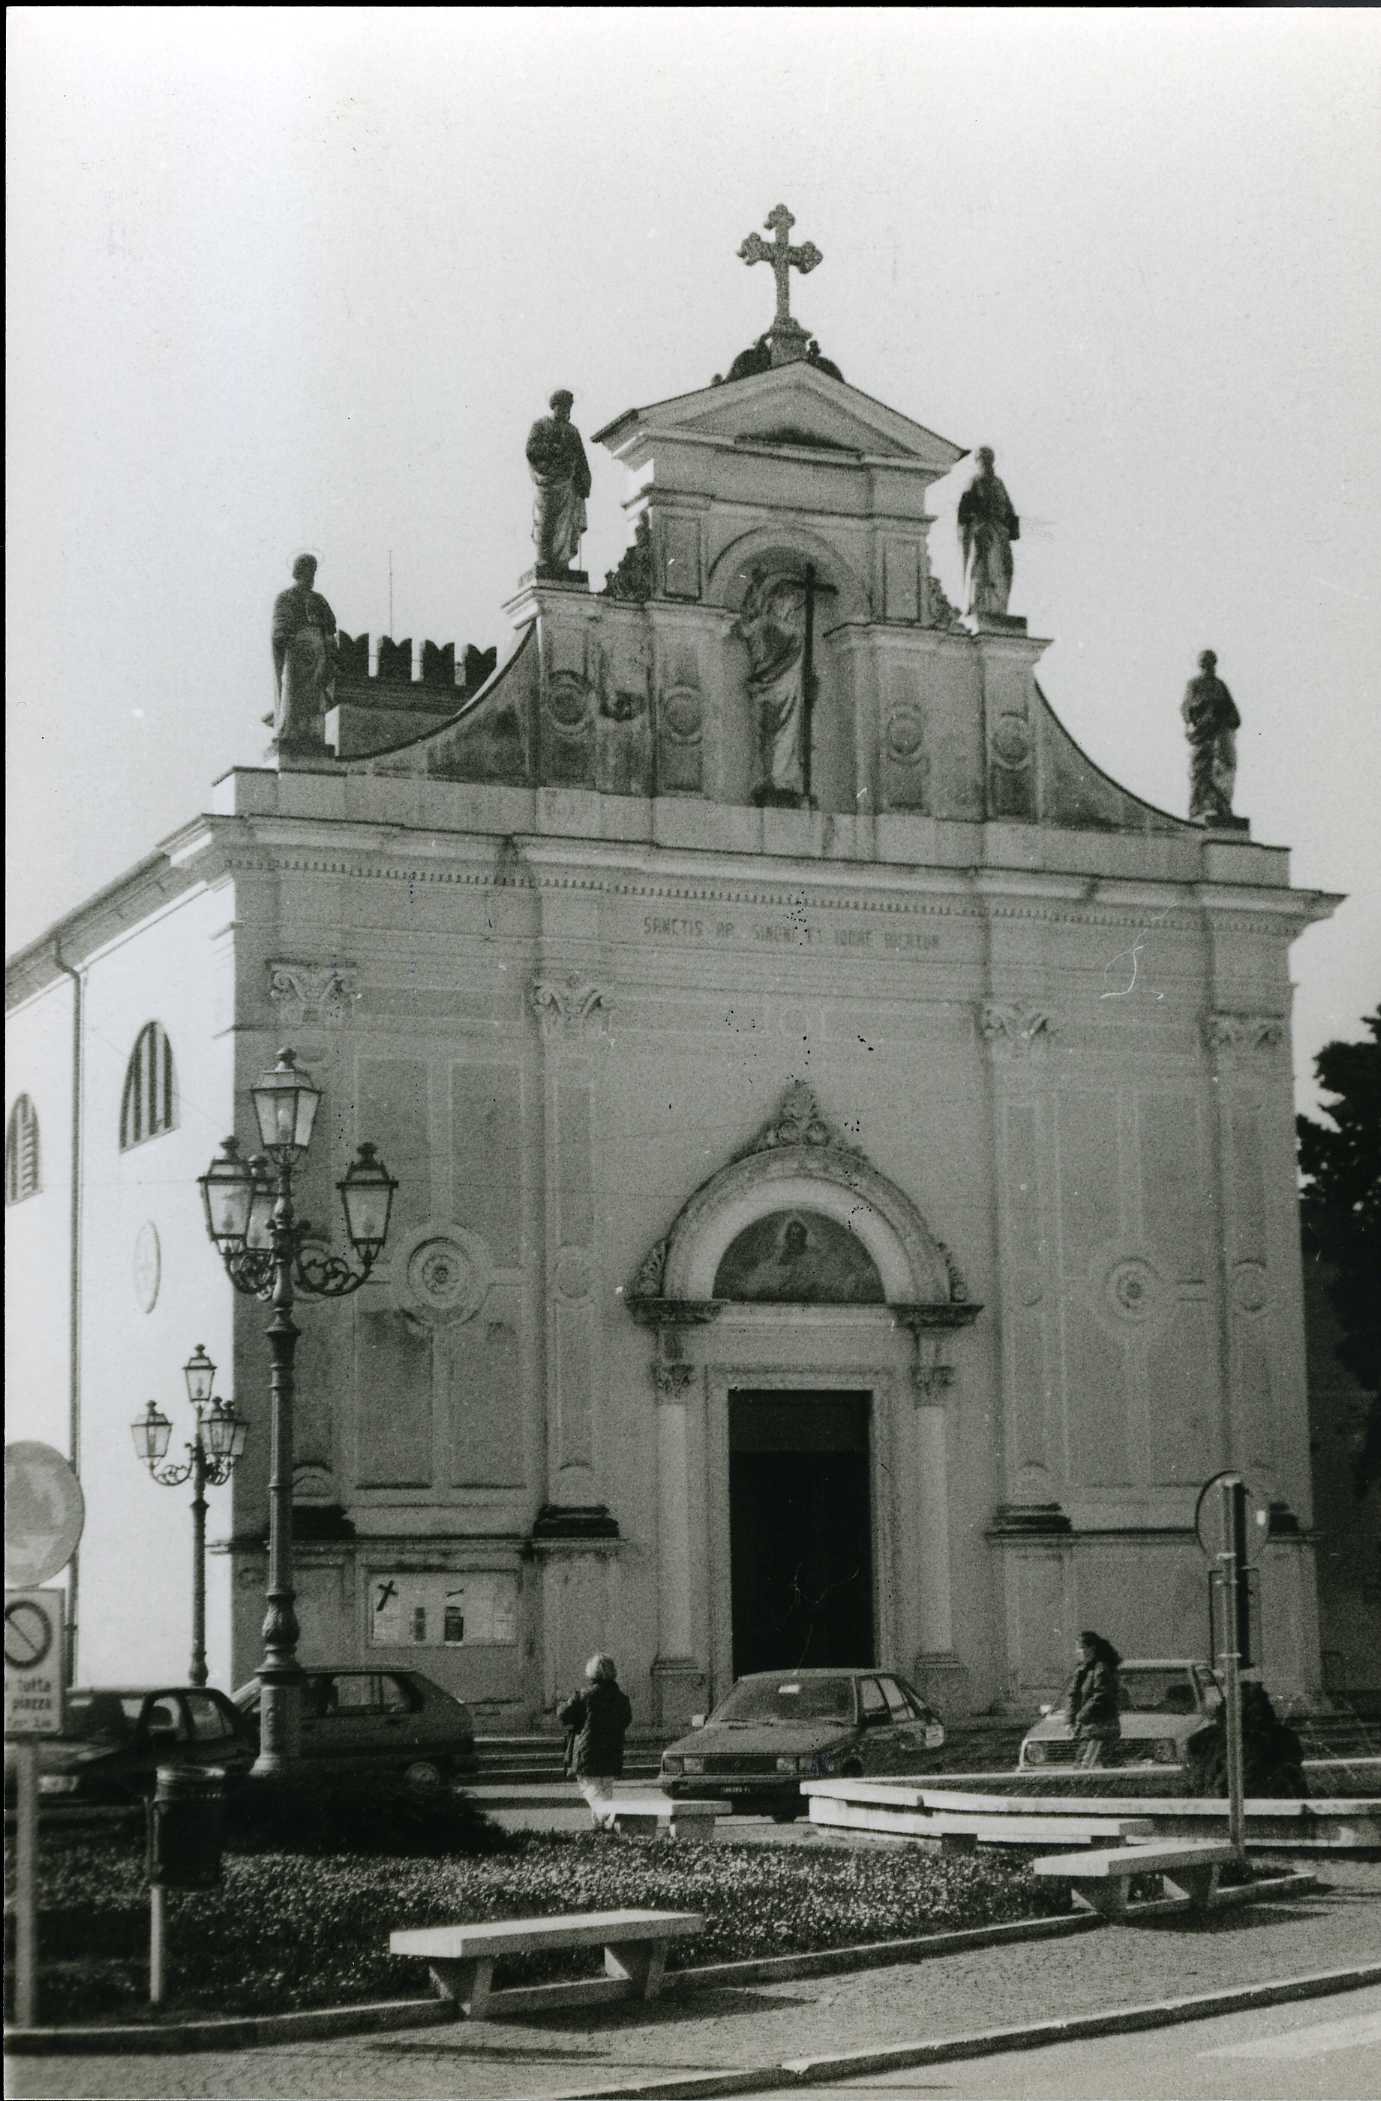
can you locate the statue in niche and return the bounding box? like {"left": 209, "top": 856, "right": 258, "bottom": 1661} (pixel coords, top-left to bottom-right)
{"left": 732, "top": 565, "right": 809, "bottom": 804}
{"left": 714, "top": 1210, "right": 884, "bottom": 1305}
{"left": 271, "top": 554, "right": 337, "bottom": 754}
{"left": 526, "top": 389, "right": 592, "bottom": 577}
{"left": 1181, "top": 649, "right": 1241, "bottom": 823}
{"left": 958, "top": 447, "right": 1020, "bottom": 618}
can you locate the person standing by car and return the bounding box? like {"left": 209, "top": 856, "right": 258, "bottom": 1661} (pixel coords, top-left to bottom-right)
{"left": 558, "top": 1654, "right": 632, "bottom": 1831}
{"left": 1062, "top": 1631, "right": 1124, "bottom": 1768}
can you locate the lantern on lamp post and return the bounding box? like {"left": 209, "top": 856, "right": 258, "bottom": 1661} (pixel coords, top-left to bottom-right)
{"left": 130, "top": 1346, "right": 249, "bottom": 1688}
{"left": 199, "top": 1049, "right": 397, "bottom": 1777}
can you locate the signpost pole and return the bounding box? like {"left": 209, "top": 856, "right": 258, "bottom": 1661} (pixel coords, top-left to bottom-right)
{"left": 1217, "top": 1475, "right": 1248, "bottom": 1861}
{"left": 15, "top": 1741, "right": 38, "bottom": 2025}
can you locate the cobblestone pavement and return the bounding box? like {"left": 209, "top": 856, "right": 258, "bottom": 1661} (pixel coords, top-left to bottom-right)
{"left": 10, "top": 1863, "right": 1381, "bottom": 2101}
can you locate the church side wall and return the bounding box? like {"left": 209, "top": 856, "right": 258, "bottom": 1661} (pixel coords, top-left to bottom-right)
{"left": 5, "top": 977, "right": 77, "bottom": 1653}
{"left": 74, "top": 888, "right": 236, "bottom": 1687}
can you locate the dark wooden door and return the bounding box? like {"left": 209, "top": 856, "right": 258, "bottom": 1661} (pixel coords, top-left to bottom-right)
{"left": 729, "top": 1391, "right": 874, "bottom": 1676}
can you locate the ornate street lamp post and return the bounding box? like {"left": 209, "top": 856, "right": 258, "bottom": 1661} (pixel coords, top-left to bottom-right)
{"left": 199, "top": 1049, "right": 397, "bottom": 1777}
{"left": 130, "top": 1345, "right": 249, "bottom": 1688}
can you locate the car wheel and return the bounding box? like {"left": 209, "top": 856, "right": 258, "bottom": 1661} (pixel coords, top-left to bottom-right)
{"left": 403, "top": 1759, "right": 446, "bottom": 1793}
{"left": 770, "top": 1808, "right": 799, "bottom": 1823}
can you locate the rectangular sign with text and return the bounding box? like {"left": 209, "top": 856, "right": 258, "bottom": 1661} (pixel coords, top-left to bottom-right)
{"left": 4, "top": 1589, "right": 66, "bottom": 1737}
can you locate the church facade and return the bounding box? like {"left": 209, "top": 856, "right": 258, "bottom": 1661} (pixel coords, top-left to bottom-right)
{"left": 5, "top": 266, "right": 1338, "bottom": 1728}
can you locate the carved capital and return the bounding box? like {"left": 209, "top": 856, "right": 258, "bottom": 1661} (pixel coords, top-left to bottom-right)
{"left": 1204, "top": 1012, "right": 1286, "bottom": 1057}
{"left": 267, "top": 960, "right": 360, "bottom": 1027}
{"left": 530, "top": 973, "right": 610, "bottom": 1042}
{"left": 979, "top": 1000, "right": 1054, "bottom": 1052}
{"left": 652, "top": 1362, "right": 696, "bottom": 1400}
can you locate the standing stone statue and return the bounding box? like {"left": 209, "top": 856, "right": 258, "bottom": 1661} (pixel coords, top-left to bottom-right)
{"left": 733, "top": 565, "right": 808, "bottom": 804}
{"left": 1181, "top": 649, "right": 1241, "bottom": 823}
{"left": 526, "top": 389, "right": 592, "bottom": 577}
{"left": 958, "top": 446, "right": 1021, "bottom": 618}
{"left": 271, "top": 554, "right": 337, "bottom": 755}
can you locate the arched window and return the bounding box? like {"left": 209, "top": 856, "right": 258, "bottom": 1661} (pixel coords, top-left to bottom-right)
{"left": 5, "top": 1094, "right": 40, "bottom": 1204}
{"left": 120, "top": 1023, "right": 176, "bottom": 1151}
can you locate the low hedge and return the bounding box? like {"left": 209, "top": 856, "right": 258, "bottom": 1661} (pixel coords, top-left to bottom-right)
{"left": 11, "top": 1826, "right": 1051, "bottom": 2022}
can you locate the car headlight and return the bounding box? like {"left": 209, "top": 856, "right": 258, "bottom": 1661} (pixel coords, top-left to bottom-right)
{"left": 1151, "top": 1739, "right": 1181, "bottom": 1764}
{"left": 38, "top": 1774, "right": 84, "bottom": 1795}
{"left": 661, "top": 1756, "right": 683, "bottom": 1776}
{"left": 682, "top": 1755, "right": 704, "bottom": 1775}
{"left": 1023, "top": 1742, "right": 1047, "bottom": 1766}
{"left": 775, "top": 1755, "right": 802, "bottom": 1774}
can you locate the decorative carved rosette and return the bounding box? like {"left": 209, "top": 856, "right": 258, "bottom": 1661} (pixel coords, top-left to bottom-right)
{"left": 395, "top": 1225, "right": 494, "bottom": 1326}
{"left": 267, "top": 961, "right": 360, "bottom": 1027}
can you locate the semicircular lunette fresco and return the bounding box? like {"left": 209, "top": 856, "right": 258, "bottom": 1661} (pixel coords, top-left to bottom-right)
{"left": 712, "top": 1209, "right": 886, "bottom": 1305}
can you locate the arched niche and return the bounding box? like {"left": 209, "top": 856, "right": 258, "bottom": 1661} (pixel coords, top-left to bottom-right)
{"left": 707, "top": 525, "right": 871, "bottom": 626}
{"left": 660, "top": 1142, "right": 953, "bottom": 1306}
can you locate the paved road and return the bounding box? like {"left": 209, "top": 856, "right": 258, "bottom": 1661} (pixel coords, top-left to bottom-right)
{"left": 740, "top": 1984, "right": 1381, "bottom": 2099}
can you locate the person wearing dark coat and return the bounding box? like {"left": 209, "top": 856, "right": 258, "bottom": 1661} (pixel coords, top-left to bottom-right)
{"left": 558, "top": 1653, "right": 633, "bottom": 1830}
{"left": 1190, "top": 1681, "right": 1307, "bottom": 1798}
{"left": 1062, "top": 1630, "right": 1124, "bottom": 1768}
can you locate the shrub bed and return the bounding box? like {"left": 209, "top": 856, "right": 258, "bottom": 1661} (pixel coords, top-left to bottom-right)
{"left": 11, "top": 1823, "right": 1051, "bottom": 2023}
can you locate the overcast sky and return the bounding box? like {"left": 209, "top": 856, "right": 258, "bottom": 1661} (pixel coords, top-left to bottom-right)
{"left": 7, "top": 6, "right": 1379, "bottom": 1112}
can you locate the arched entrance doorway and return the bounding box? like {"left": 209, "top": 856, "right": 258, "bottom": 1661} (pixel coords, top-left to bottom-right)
{"left": 626, "top": 1083, "right": 979, "bottom": 1720}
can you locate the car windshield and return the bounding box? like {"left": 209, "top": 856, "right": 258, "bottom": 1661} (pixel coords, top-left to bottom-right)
{"left": 64, "top": 1694, "right": 135, "bottom": 1741}
{"left": 710, "top": 1677, "right": 855, "bottom": 1724}
{"left": 1118, "top": 1668, "right": 1202, "bottom": 1713}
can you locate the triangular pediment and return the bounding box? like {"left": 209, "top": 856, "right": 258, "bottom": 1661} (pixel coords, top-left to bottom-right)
{"left": 596, "top": 362, "right": 966, "bottom": 475}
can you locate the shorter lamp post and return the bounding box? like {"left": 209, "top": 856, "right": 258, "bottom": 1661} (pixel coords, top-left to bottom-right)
{"left": 130, "top": 1346, "right": 249, "bottom": 1688}
{"left": 199, "top": 1048, "right": 397, "bottom": 1776}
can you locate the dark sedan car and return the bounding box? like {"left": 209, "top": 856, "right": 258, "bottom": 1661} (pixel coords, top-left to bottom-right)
{"left": 233, "top": 1667, "right": 479, "bottom": 1791}
{"left": 3, "top": 1686, "right": 253, "bottom": 1805}
{"left": 660, "top": 1668, "right": 946, "bottom": 1819}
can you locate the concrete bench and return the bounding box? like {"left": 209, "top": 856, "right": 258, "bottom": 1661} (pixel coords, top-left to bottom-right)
{"left": 607, "top": 1795, "right": 729, "bottom": 1839}
{"left": 1031, "top": 1839, "right": 1238, "bottom": 1919}
{"left": 932, "top": 1811, "right": 1153, "bottom": 1851}
{"left": 390, "top": 1908, "right": 702, "bottom": 2019}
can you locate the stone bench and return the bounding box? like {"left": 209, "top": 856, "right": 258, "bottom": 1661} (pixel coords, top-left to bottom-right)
{"left": 932, "top": 1811, "right": 1153, "bottom": 1851}
{"left": 1031, "top": 1839, "right": 1238, "bottom": 1919}
{"left": 607, "top": 1795, "right": 729, "bottom": 1839}
{"left": 390, "top": 1908, "right": 703, "bottom": 2019}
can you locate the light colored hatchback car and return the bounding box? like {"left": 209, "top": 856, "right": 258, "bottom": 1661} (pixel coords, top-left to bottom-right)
{"left": 1018, "top": 1658, "right": 1222, "bottom": 1773}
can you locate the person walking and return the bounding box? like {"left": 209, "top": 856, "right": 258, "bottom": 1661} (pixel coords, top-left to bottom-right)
{"left": 1063, "top": 1630, "right": 1124, "bottom": 1769}
{"left": 559, "top": 1653, "right": 633, "bottom": 1831}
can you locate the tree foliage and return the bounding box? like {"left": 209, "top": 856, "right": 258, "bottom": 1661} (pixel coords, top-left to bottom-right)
{"left": 1297, "top": 1006, "right": 1381, "bottom": 1492}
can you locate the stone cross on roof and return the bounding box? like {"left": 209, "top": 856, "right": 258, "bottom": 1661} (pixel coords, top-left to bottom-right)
{"left": 738, "top": 203, "right": 822, "bottom": 367}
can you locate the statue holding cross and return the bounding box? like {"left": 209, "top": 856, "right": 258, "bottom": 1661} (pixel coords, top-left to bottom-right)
{"left": 738, "top": 204, "right": 822, "bottom": 367}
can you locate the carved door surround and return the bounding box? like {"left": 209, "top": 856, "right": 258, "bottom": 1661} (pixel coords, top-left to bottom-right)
{"left": 626, "top": 1084, "right": 979, "bottom": 1723}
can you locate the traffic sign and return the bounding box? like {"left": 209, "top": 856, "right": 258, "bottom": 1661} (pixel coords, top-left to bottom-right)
{"left": 1193, "top": 1470, "right": 1266, "bottom": 1561}
{"left": 4, "top": 1589, "right": 66, "bottom": 1736}
{"left": 5, "top": 1441, "right": 85, "bottom": 1586}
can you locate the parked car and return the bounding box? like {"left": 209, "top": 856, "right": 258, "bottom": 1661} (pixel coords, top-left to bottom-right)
{"left": 1017, "top": 1658, "right": 1223, "bottom": 1773}
{"left": 660, "top": 1668, "right": 946, "bottom": 1820}
{"left": 232, "top": 1667, "right": 479, "bottom": 1792}
{"left": 3, "top": 1686, "right": 253, "bottom": 1805}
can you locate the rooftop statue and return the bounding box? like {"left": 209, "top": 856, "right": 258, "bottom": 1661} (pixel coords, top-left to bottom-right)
{"left": 271, "top": 554, "right": 337, "bottom": 756}
{"left": 526, "top": 389, "right": 592, "bottom": 579}
{"left": 958, "top": 447, "right": 1020, "bottom": 619}
{"left": 733, "top": 565, "right": 809, "bottom": 805}
{"left": 1181, "top": 649, "right": 1241, "bottom": 824}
